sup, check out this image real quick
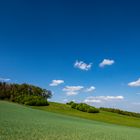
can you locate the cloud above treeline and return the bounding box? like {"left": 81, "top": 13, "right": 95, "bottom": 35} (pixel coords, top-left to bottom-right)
{"left": 63, "top": 86, "right": 84, "bottom": 96}
{"left": 63, "top": 85, "right": 96, "bottom": 96}
{"left": 0, "top": 78, "right": 11, "bottom": 82}
{"left": 85, "top": 86, "right": 96, "bottom": 92}
{"left": 49, "top": 80, "right": 64, "bottom": 86}
{"left": 84, "top": 96, "right": 124, "bottom": 104}
{"left": 132, "top": 102, "right": 140, "bottom": 105}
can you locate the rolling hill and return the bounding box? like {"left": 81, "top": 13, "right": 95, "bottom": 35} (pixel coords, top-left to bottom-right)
{"left": 33, "top": 102, "right": 140, "bottom": 128}
{"left": 0, "top": 101, "right": 140, "bottom": 140}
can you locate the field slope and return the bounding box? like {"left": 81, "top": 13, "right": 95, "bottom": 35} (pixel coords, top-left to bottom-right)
{"left": 0, "top": 101, "right": 140, "bottom": 140}
{"left": 33, "top": 102, "right": 140, "bottom": 128}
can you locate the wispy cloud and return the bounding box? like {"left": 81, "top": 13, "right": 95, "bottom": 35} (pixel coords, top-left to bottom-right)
{"left": 63, "top": 98, "right": 69, "bottom": 103}
{"left": 74, "top": 60, "right": 92, "bottom": 71}
{"left": 63, "top": 86, "right": 84, "bottom": 96}
{"left": 85, "top": 86, "right": 96, "bottom": 92}
{"left": 49, "top": 80, "right": 64, "bottom": 86}
{"left": 84, "top": 99, "right": 101, "bottom": 103}
{"left": 99, "top": 59, "right": 115, "bottom": 67}
{"left": 84, "top": 96, "right": 124, "bottom": 104}
{"left": 132, "top": 102, "right": 140, "bottom": 105}
{"left": 128, "top": 78, "right": 140, "bottom": 87}
{"left": 0, "top": 78, "right": 11, "bottom": 82}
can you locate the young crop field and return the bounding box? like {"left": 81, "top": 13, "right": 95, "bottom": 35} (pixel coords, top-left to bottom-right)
{"left": 33, "top": 102, "right": 140, "bottom": 128}
{"left": 0, "top": 101, "right": 140, "bottom": 140}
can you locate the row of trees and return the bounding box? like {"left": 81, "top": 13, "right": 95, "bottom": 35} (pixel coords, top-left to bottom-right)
{"left": 67, "top": 101, "right": 100, "bottom": 113}
{"left": 100, "top": 107, "right": 140, "bottom": 118}
{"left": 0, "top": 82, "right": 52, "bottom": 106}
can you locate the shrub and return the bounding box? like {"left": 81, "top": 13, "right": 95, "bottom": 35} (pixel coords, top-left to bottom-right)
{"left": 66, "top": 101, "right": 75, "bottom": 105}
{"left": 87, "top": 107, "right": 100, "bottom": 113}
{"left": 25, "top": 99, "right": 49, "bottom": 106}
{"left": 67, "top": 101, "right": 100, "bottom": 114}
{"left": 71, "top": 103, "right": 78, "bottom": 109}
{"left": 76, "top": 103, "right": 89, "bottom": 112}
{"left": 14, "top": 95, "right": 49, "bottom": 106}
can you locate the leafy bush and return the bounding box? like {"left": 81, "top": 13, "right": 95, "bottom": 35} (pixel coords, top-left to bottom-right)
{"left": 87, "top": 107, "right": 100, "bottom": 113}
{"left": 71, "top": 102, "right": 78, "bottom": 109}
{"left": 76, "top": 103, "right": 89, "bottom": 112}
{"left": 14, "top": 95, "right": 49, "bottom": 106}
{"left": 25, "top": 98, "right": 49, "bottom": 106}
{"left": 67, "top": 101, "right": 100, "bottom": 114}
{"left": 66, "top": 101, "right": 75, "bottom": 105}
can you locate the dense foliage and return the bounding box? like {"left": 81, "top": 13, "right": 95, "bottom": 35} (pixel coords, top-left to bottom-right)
{"left": 67, "top": 101, "right": 100, "bottom": 113}
{"left": 0, "top": 82, "right": 52, "bottom": 106}
{"left": 100, "top": 107, "right": 140, "bottom": 118}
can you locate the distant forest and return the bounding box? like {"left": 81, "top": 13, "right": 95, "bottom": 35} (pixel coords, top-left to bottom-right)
{"left": 0, "top": 82, "right": 52, "bottom": 106}
{"left": 100, "top": 107, "right": 140, "bottom": 118}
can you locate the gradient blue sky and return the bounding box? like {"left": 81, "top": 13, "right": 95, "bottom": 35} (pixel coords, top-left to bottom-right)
{"left": 0, "top": 0, "right": 140, "bottom": 112}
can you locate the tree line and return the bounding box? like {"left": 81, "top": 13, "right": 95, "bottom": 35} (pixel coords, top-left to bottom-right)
{"left": 100, "top": 107, "right": 140, "bottom": 118}
{"left": 67, "top": 101, "right": 140, "bottom": 117}
{"left": 0, "top": 82, "right": 52, "bottom": 106}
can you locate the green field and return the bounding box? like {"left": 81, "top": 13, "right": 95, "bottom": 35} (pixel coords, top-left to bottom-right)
{"left": 33, "top": 102, "right": 140, "bottom": 128}
{"left": 0, "top": 101, "right": 140, "bottom": 140}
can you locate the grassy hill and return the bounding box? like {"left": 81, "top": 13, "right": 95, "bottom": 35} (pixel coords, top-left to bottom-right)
{"left": 33, "top": 102, "right": 140, "bottom": 128}
{"left": 0, "top": 101, "right": 140, "bottom": 140}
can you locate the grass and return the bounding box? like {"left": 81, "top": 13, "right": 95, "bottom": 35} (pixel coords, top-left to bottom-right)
{"left": 33, "top": 102, "right": 140, "bottom": 128}
{"left": 0, "top": 101, "right": 140, "bottom": 140}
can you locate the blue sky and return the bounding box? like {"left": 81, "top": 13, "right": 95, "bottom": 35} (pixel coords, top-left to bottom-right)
{"left": 0, "top": 0, "right": 140, "bottom": 112}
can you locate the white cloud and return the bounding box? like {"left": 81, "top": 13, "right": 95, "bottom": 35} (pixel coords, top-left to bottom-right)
{"left": 85, "top": 86, "right": 96, "bottom": 92}
{"left": 128, "top": 78, "right": 140, "bottom": 87}
{"left": 50, "top": 80, "right": 64, "bottom": 86}
{"left": 132, "top": 102, "right": 140, "bottom": 105}
{"left": 84, "top": 99, "right": 101, "bottom": 103}
{"left": 0, "top": 78, "right": 11, "bottom": 82}
{"left": 63, "top": 99, "right": 69, "bottom": 103}
{"left": 99, "top": 59, "right": 115, "bottom": 67}
{"left": 97, "top": 96, "right": 124, "bottom": 100}
{"left": 47, "top": 98, "right": 51, "bottom": 101}
{"left": 74, "top": 60, "right": 92, "bottom": 71}
{"left": 136, "top": 93, "right": 140, "bottom": 95}
{"left": 63, "top": 86, "right": 84, "bottom": 96}
{"left": 84, "top": 96, "right": 124, "bottom": 104}
{"left": 66, "top": 91, "right": 79, "bottom": 96}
